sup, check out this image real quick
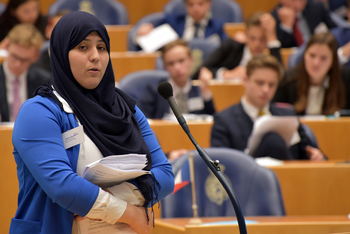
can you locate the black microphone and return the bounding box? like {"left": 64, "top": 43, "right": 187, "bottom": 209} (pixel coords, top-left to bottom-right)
{"left": 158, "top": 81, "right": 247, "bottom": 234}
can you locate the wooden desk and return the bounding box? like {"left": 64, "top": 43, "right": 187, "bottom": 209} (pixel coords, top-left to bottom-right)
{"left": 300, "top": 117, "right": 350, "bottom": 160}
{"left": 223, "top": 23, "right": 245, "bottom": 38}
{"left": 150, "top": 117, "right": 350, "bottom": 161}
{"left": 106, "top": 25, "right": 132, "bottom": 52}
{"left": 153, "top": 216, "right": 350, "bottom": 234}
{"left": 269, "top": 161, "right": 350, "bottom": 216}
{"left": 110, "top": 51, "right": 159, "bottom": 82}
{"left": 0, "top": 124, "right": 17, "bottom": 234}
{"left": 193, "top": 80, "right": 245, "bottom": 112}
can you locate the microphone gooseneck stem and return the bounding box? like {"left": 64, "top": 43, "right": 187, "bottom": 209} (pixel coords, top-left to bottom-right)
{"left": 158, "top": 82, "right": 247, "bottom": 233}
{"left": 177, "top": 118, "right": 247, "bottom": 234}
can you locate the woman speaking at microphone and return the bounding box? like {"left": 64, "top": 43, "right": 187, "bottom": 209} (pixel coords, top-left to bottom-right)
{"left": 9, "top": 11, "right": 174, "bottom": 234}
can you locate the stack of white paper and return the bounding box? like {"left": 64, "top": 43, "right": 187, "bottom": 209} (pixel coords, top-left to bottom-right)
{"left": 81, "top": 154, "right": 150, "bottom": 188}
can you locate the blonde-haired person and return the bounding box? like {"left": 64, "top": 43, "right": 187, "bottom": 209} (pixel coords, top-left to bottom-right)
{"left": 211, "top": 54, "right": 324, "bottom": 161}
{"left": 137, "top": 39, "right": 215, "bottom": 119}
{"left": 0, "top": 23, "right": 51, "bottom": 122}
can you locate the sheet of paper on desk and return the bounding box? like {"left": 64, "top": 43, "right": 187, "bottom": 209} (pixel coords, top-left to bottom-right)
{"left": 136, "top": 24, "right": 179, "bottom": 53}
{"left": 246, "top": 115, "right": 299, "bottom": 155}
{"left": 255, "top": 157, "right": 284, "bottom": 167}
{"left": 201, "top": 220, "right": 258, "bottom": 226}
{"left": 81, "top": 154, "right": 150, "bottom": 188}
{"left": 77, "top": 218, "right": 136, "bottom": 234}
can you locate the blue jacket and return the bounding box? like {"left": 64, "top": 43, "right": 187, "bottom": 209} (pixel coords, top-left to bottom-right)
{"left": 154, "top": 12, "right": 227, "bottom": 41}
{"left": 10, "top": 95, "right": 174, "bottom": 233}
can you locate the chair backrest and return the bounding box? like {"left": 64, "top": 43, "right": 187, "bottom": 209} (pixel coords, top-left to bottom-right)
{"left": 301, "top": 124, "right": 319, "bottom": 148}
{"left": 161, "top": 147, "right": 286, "bottom": 218}
{"left": 127, "top": 12, "right": 166, "bottom": 51}
{"left": 155, "top": 38, "right": 220, "bottom": 70}
{"left": 164, "top": 0, "right": 243, "bottom": 23}
{"left": 48, "top": 0, "right": 128, "bottom": 25}
{"left": 117, "top": 70, "right": 169, "bottom": 100}
{"left": 0, "top": 2, "right": 5, "bottom": 16}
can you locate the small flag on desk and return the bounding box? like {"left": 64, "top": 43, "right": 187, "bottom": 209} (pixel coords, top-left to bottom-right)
{"left": 172, "top": 181, "right": 190, "bottom": 194}
{"left": 172, "top": 169, "right": 190, "bottom": 194}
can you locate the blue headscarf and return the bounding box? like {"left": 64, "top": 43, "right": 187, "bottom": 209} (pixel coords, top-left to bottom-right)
{"left": 35, "top": 11, "right": 156, "bottom": 210}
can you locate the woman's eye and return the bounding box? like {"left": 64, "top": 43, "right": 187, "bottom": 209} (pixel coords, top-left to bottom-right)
{"left": 79, "top": 45, "right": 87, "bottom": 50}
{"left": 98, "top": 46, "right": 106, "bottom": 51}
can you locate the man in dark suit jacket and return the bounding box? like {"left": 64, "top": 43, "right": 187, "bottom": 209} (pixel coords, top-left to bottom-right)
{"left": 136, "top": 0, "right": 227, "bottom": 45}
{"left": 271, "top": 0, "right": 336, "bottom": 48}
{"left": 211, "top": 54, "right": 324, "bottom": 161}
{"left": 193, "top": 12, "right": 282, "bottom": 80}
{"left": 137, "top": 39, "right": 215, "bottom": 119}
{"left": 0, "top": 24, "right": 51, "bottom": 122}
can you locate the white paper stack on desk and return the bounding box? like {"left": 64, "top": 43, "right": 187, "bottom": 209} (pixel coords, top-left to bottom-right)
{"left": 81, "top": 154, "right": 150, "bottom": 188}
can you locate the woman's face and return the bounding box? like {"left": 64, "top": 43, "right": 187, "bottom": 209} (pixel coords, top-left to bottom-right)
{"left": 68, "top": 31, "right": 109, "bottom": 90}
{"left": 304, "top": 43, "right": 333, "bottom": 86}
{"left": 13, "top": 0, "right": 40, "bottom": 24}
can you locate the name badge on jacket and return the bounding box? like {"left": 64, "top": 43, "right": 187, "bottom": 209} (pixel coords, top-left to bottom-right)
{"left": 62, "top": 125, "right": 85, "bottom": 149}
{"left": 188, "top": 97, "right": 204, "bottom": 112}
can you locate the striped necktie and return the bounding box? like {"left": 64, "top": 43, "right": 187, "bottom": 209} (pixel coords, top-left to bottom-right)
{"left": 193, "top": 22, "right": 201, "bottom": 38}
{"left": 176, "top": 91, "right": 188, "bottom": 114}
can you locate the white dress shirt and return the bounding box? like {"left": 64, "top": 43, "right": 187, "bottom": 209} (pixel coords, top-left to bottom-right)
{"left": 241, "top": 96, "right": 271, "bottom": 122}
{"left": 305, "top": 77, "right": 329, "bottom": 115}
{"left": 183, "top": 12, "right": 211, "bottom": 41}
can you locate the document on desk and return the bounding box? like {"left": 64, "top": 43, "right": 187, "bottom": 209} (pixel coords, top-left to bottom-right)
{"left": 81, "top": 154, "right": 150, "bottom": 188}
{"left": 246, "top": 115, "right": 299, "bottom": 155}
{"left": 136, "top": 23, "right": 179, "bottom": 53}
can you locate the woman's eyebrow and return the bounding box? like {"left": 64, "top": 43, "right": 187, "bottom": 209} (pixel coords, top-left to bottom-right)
{"left": 81, "top": 39, "right": 105, "bottom": 43}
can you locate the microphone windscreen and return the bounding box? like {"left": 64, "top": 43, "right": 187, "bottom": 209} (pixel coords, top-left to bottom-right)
{"left": 158, "top": 81, "right": 173, "bottom": 99}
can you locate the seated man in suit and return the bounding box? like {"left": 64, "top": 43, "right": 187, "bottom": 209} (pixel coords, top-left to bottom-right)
{"left": 271, "top": 0, "right": 336, "bottom": 48}
{"left": 193, "top": 11, "right": 282, "bottom": 80}
{"left": 210, "top": 54, "right": 324, "bottom": 161}
{"left": 136, "top": 0, "right": 227, "bottom": 44}
{"left": 0, "top": 24, "right": 51, "bottom": 122}
{"left": 137, "top": 39, "right": 215, "bottom": 119}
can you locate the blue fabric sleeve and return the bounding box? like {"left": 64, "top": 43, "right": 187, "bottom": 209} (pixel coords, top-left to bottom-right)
{"left": 12, "top": 97, "right": 99, "bottom": 217}
{"left": 134, "top": 105, "right": 174, "bottom": 205}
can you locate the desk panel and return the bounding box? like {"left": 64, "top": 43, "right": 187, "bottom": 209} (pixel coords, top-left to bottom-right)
{"left": 153, "top": 216, "right": 350, "bottom": 234}
{"left": 110, "top": 52, "right": 159, "bottom": 82}
{"left": 269, "top": 161, "right": 350, "bottom": 216}
{"left": 106, "top": 25, "right": 132, "bottom": 52}
{"left": 150, "top": 117, "right": 350, "bottom": 160}
{"left": 0, "top": 125, "right": 17, "bottom": 234}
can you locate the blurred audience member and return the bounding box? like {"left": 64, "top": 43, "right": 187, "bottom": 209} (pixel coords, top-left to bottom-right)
{"left": 211, "top": 54, "right": 324, "bottom": 161}
{"left": 136, "top": 0, "right": 227, "bottom": 45}
{"left": 0, "top": 24, "right": 51, "bottom": 122}
{"left": 193, "top": 12, "right": 281, "bottom": 80}
{"left": 137, "top": 39, "right": 215, "bottom": 119}
{"left": 0, "top": 0, "right": 47, "bottom": 49}
{"left": 273, "top": 32, "right": 350, "bottom": 115}
{"left": 271, "top": 0, "right": 336, "bottom": 48}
